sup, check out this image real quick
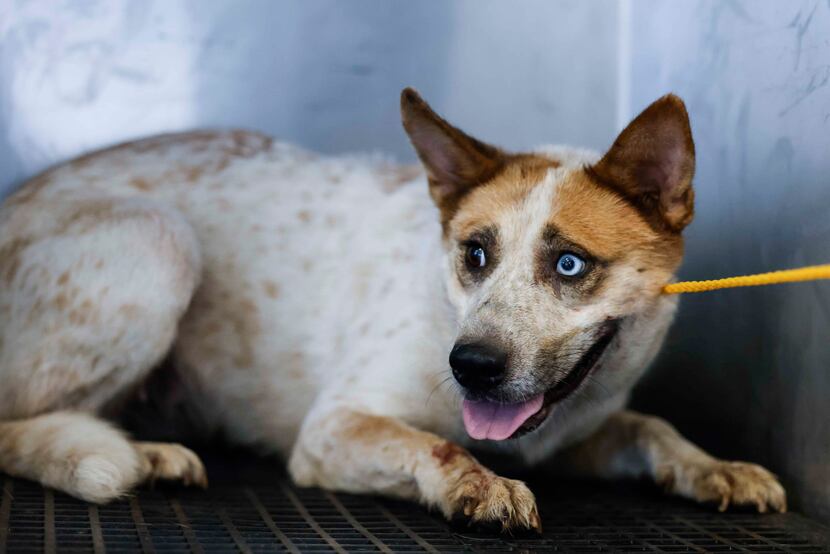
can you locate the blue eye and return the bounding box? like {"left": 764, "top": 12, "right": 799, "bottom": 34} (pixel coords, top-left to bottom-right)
{"left": 556, "top": 253, "right": 586, "bottom": 277}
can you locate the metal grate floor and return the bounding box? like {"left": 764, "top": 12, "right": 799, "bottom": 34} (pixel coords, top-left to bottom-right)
{"left": 1, "top": 452, "right": 828, "bottom": 553}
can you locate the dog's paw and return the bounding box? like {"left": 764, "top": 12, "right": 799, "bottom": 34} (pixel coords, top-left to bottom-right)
{"left": 658, "top": 460, "right": 786, "bottom": 513}
{"left": 135, "top": 442, "right": 208, "bottom": 488}
{"left": 446, "top": 469, "right": 541, "bottom": 533}
{"left": 70, "top": 454, "right": 142, "bottom": 503}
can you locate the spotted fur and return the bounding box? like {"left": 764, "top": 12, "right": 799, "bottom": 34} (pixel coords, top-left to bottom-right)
{"left": 0, "top": 90, "right": 784, "bottom": 526}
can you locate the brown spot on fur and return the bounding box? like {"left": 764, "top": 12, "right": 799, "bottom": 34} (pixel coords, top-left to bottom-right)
{"left": 239, "top": 298, "right": 258, "bottom": 315}
{"left": 222, "top": 296, "right": 262, "bottom": 368}
{"left": 8, "top": 130, "right": 274, "bottom": 209}
{"left": 432, "top": 442, "right": 469, "bottom": 467}
{"left": 0, "top": 238, "right": 31, "bottom": 285}
{"left": 54, "top": 293, "right": 70, "bottom": 311}
{"left": 49, "top": 199, "right": 121, "bottom": 237}
{"left": 296, "top": 210, "right": 311, "bottom": 223}
{"left": 184, "top": 166, "right": 202, "bottom": 182}
{"left": 118, "top": 303, "right": 140, "bottom": 318}
{"left": 4, "top": 173, "right": 54, "bottom": 206}
{"left": 67, "top": 299, "right": 96, "bottom": 325}
{"left": 129, "top": 177, "right": 153, "bottom": 191}
{"left": 57, "top": 271, "right": 70, "bottom": 286}
{"left": 380, "top": 163, "right": 422, "bottom": 193}
{"left": 263, "top": 280, "right": 280, "bottom": 299}
{"left": 340, "top": 413, "right": 418, "bottom": 445}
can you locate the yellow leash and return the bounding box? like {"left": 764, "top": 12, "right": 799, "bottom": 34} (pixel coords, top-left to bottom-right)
{"left": 662, "top": 264, "right": 830, "bottom": 295}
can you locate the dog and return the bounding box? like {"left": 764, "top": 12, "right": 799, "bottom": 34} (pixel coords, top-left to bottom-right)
{"left": 0, "top": 88, "right": 785, "bottom": 530}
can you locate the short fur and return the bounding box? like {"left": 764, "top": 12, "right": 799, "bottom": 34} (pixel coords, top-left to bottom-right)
{"left": 0, "top": 90, "right": 784, "bottom": 529}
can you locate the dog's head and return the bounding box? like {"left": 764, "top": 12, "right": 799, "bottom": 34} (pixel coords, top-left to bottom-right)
{"left": 401, "top": 88, "right": 694, "bottom": 441}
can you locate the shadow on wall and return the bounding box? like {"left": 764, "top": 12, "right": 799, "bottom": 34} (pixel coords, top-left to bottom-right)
{"left": 628, "top": 0, "right": 830, "bottom": 522}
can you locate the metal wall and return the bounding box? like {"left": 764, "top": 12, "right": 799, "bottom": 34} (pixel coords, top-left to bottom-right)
{"left": 0, "top": 0, "right": 618, "bottom": 195}
{"left": 1, "top": 0, "right": 829, "bottom": 521}
{"left": 627, "top": 0, "right": 830, "bottom": 521}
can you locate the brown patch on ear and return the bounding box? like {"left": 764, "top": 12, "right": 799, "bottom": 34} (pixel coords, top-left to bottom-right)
{"left": 589, "top": 94, "right": 695, "bottom": 233}
{"left": 400, "top": 88, "right": 508, "bottom": 228}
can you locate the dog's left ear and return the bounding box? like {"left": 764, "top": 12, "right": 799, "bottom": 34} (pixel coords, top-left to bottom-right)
{"left": 590, "top": 94, "right": 695, "bottom": 233}
{"left": 401, "top": 87, "right": 507, "bottom": 225}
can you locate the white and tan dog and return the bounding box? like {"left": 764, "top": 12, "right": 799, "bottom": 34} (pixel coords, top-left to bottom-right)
{"left": 0, "top": 89, "right": 785, "bottom": 531}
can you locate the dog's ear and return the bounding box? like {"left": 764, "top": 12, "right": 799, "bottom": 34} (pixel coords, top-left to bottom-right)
{"left": 589, "top": 94, "right": 695, "bottom": 233}
{"left": 401, "top": 88, "right": 506, "bottom": 224}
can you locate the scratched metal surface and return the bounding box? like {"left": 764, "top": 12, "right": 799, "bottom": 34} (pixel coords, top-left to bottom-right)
{"left": 0, "top": 0, "right": 619, "bottom": 196}
{"left": 627, "top": 0, "right": 830, "bottom": 523}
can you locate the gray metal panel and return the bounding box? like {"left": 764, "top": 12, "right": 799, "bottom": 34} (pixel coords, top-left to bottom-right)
{"left": 628, "top": 0, "right": 830, "bottom": 522}
{"left": 0, "top": 0, "right": 618, "bottom": 196}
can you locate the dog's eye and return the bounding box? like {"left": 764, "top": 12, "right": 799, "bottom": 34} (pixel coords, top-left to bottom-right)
{"left": 556, "top": 253, "right": 586, "bottom": 277}
{"left": 465, "top": 243, "right": 487, "bottom": 269}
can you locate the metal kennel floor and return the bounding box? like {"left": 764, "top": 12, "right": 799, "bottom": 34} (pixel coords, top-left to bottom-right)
{"left": 1, "top": 452, "right": 829, "bottom": 553}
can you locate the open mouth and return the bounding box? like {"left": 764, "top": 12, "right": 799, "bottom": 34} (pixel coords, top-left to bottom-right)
{"left": 462, "top": 320, "right": 620, "bottom": 441}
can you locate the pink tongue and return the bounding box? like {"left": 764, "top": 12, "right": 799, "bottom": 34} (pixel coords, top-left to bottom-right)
{"left": 462, "top": 394, "right": 544, "bottom": 441}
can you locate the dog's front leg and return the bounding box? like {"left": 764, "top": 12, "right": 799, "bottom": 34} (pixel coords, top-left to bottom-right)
{"left": 289, "top": 409, "right": 541, "bottom": 531}
{"left": 555, "top": 410, "right": 786, "bottom": 513}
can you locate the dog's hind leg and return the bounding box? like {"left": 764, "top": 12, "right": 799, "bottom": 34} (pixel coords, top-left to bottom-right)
{"left": 0, "top": 195, "right": 205, "bottom": 501}
{"left": 0, "top": 413, "right": 206, "bottom": 502}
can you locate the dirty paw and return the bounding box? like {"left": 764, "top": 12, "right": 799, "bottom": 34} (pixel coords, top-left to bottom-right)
{"left": 447, "top": 470, "right": 541, "bottom": 533}
{"left": 135, "top": 442, "right": 208, "bottom": 489}
{"left": 660, "top": 460, "right": 786, "bottom": 513}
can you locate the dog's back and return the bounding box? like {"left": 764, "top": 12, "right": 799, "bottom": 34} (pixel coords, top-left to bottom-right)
{"left": 0, "top": 130, "right": 453, "bottom": 455}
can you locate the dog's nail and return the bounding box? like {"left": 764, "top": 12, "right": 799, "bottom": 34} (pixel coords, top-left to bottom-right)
{"left": 531, "top": 512, "right": 543, "bottom": 533}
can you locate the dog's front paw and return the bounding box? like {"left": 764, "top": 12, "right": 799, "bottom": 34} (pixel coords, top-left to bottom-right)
{"left": 658, "top": 460, "right": 786, "bottom": 513}
{"left": 135, "top": 442, "right": 208, "bottom": 488}
{"left": 445, "top": 469, "right": 541, "bottom": 533}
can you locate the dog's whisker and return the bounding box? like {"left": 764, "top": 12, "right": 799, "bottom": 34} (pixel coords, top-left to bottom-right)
{"left": 426, "top": 374, "right": 455, "bottom": 407}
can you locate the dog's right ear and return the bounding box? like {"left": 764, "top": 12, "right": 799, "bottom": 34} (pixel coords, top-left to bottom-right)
{"left": 401, "top": 88, "right": 506, "bottom": 225}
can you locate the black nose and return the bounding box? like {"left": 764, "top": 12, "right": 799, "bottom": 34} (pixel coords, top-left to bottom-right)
{"left": 449, "top": 343, "right": 508, "bottom": 392}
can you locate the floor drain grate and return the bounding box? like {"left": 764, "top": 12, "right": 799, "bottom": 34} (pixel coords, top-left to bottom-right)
{"left": 1, "top": 454, "right": 828, "bottom": 553}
